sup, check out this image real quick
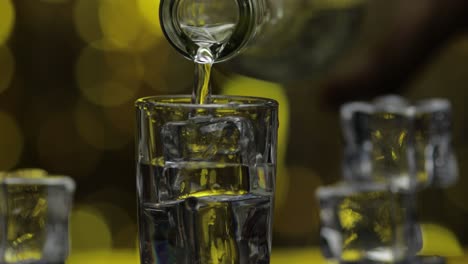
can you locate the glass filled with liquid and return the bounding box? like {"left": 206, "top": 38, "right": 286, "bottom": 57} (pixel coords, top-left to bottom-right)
{"left": 136, "top": 95, "right": 278, "bottom": 264}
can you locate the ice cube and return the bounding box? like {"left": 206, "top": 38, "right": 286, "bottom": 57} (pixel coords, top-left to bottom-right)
{"left": 0, "top": 170, "right": 75, "bottom": 263}
{"left": 341, "top": 100, "right": 414, "bottom": 189}
{"left": 316, "top": 182, "right": 421, "bottom": 263}
{"left": 161, "top": 116, "right": 256, "bottom": 164}
{"left": 340, "top": 95, "right": 458, "bottom": 189}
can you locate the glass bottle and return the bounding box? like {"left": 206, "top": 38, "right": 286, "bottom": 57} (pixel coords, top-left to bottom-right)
{"left": 159, "top": 0, "right": 371, "bottom": 81}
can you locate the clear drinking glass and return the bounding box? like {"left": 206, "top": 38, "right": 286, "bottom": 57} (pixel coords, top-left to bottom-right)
{"left": 136, "top": 95, "right": 279, "bottom": 264}
{"left": 0, "top": 169, "right": 75, "bottom": 264}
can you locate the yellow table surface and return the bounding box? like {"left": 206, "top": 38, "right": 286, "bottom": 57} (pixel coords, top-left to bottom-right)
{"left": 67, "top": 248, "right": 468, "bottom": 264}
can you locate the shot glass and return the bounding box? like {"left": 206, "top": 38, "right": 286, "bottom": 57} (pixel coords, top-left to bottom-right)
{"left": 0, "top": 169, "right": 75, "bottom": 264}
{"left": 316, "top": 182, "right": 420, "bottom": 263}
{"left": 136, "top": 95, "right": 279, "bottom": 264}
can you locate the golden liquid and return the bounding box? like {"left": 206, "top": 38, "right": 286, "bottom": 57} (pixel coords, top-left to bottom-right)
{"left": 159, "top": 163, "right": 251, "bottom": 200}
{"left": 192, "top": 62, "right": 213, "bottom": 105}
{"left": 138, "top": 162, "right": 274, "bottom": 264}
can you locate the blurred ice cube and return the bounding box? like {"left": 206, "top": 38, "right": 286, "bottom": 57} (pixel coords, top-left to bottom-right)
{"left": 316, "top": 182, "right": 421, "bottom": 263}
{"left": 161, "top": 116, "right": 256, "bottom": 164}
{"left": 340, "top": 95, "right": 458, "bottom": 189}
{"left": 0, "top": 170, "right": 75, "bottom": 264}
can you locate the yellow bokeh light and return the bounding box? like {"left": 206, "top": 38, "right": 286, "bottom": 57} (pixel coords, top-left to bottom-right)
{"left": 0, "top": 0, "right": 14, "bottom": 46}
{"left": 419, "top": 223, "right": 463, "bottom": 257}
{"left": 99, "top": 0, "right": 140, "bottom": 50}
{"left": 75, "top": 100, "right": 132, "bottom": 150}
{"left": 76, "top": 46, "right": 142, "bottom": 107}
{"left": 0, "top": 111, "right": 23, "bottom": 170}
{"left": 99, "top": 0, "right": 154, "bottom": 51}
{"left": 96, "top": 80, "right": 138, "bottom": 107}
{"left": 37, "top": 112, "right": 101, "bottom": 177}
{"left": 74, "top": 0, "right": 161, "bottom": 51}
{"left": 104, "top": 50, "right": 145, "bottom": 81}
{"left": 0, "top": 46, "right": 14, "bottom": 94}
{"left": 137, "top": 0, "right": 163, "bottom": 37}
{"left": 71, "top": 206, "right": 113, "bottom": 251}
{"left": 74, "top": 0, "right": 106, "bottom": 48}
{"left": 90, "top": 202, "right": 136, "bottom": 247}
{"left": 68, "top": 250, "right": 139, "bottom": 264}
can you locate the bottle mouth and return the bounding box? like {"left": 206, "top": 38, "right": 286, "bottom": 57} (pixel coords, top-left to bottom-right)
{"left": 159, "top": 0, "right": 260, "bottom": 63}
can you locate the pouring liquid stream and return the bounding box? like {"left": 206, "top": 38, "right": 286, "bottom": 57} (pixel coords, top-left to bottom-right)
{"left": 161, "top": 0, "right": 269, "bottom": 103}
{"left": 181, "top": 22, "right": 237, "bottom": 105}
{"left": 192, "top": 47, "right": 214, "bottom": 104}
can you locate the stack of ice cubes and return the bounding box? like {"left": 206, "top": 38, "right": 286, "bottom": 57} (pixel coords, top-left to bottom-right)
{"left": 316, "top": 95, "right": 458, "bottom": 264}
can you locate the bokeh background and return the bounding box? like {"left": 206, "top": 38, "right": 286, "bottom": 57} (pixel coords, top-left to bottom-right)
{"left": 0, "top": 0, "right": 467, "bottom": 262}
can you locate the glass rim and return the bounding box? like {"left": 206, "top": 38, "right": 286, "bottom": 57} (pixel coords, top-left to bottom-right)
{"left": 135, "top": 95, "right": 279, "bottom": 110}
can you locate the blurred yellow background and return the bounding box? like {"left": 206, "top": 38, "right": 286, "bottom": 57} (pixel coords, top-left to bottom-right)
{"left": 0, "top": 0, "right": 468, "bottom": 262}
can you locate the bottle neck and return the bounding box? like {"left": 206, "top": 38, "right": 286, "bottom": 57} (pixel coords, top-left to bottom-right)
{"left": 159, "top": 0, "right": 265, "bottom": 63}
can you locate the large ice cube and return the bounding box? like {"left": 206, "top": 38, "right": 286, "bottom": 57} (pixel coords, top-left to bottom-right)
{"left": 0, "top": 169, "right": 75, "bottom": 264}
{"left": 340, "top": 95, "right": 458, "bottom": 189}
{"left": 316, "top": 182, "right": 421, "bottom": 263}
{"left": 161, "top": 116, "right": 256, "bottom": 164}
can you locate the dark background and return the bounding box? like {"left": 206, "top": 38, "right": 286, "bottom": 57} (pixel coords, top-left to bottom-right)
{"left": 0, "top": 0, "right": 467, "bottom": 255}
